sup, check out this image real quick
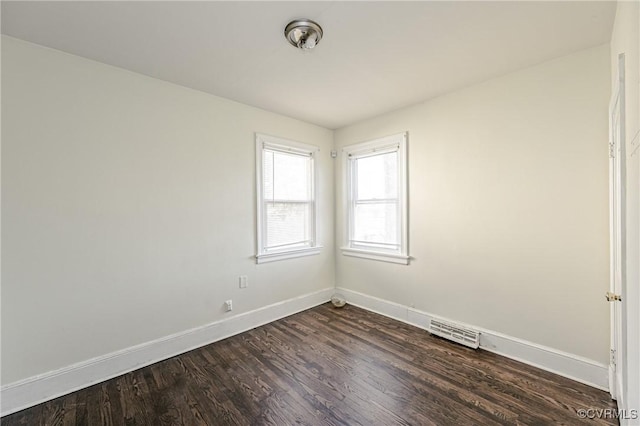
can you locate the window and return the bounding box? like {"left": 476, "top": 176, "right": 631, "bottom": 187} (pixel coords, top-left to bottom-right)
{"left": 342, "top": 132, "right": 409, "bottom": 264}
{"left": 256, "top": 134, "right": 321, "bottom": 263}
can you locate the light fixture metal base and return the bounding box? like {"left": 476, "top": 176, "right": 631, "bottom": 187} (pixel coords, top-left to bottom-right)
{"left": 285, "top": 19, "right": 323, "bottom": 51}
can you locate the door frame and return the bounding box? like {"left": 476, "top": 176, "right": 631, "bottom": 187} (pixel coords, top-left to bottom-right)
{"left": 608, "top": 52, "right": 626, "bottom": 404}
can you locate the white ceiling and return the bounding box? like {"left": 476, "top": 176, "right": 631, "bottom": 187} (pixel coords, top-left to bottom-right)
{"left": 1, "top": 1, "right": 616, "bottom": 129}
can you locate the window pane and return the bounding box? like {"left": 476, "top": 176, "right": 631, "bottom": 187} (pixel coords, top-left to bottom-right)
{"left": 266, "top": 202, "right": 311, "bottom": 248}
{"left": 263, "top": 151, "right": 274, "bottom": 199}
{"left": 353, "top": 202, "right": 398, "bottom": 245}
{"left": 264, "top": 150, "right": 310, "bottom": 201}
{"left": 356, "top": 152, "right": 397, "bottom": 200}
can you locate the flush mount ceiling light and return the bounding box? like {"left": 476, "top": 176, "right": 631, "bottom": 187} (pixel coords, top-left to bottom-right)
{"left": 284, "top": 19, "right": 323, "bottom": 51}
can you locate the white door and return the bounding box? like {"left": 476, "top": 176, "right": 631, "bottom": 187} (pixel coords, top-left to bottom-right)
{"left": 608, "top": 53, "right": 626, "bottom": 403}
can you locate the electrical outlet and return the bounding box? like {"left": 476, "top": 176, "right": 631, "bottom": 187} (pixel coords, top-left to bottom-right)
{"left": 225, "top": 300, "right": 233, "bottom": 312}
{"left": 239, "top": 275, "right": 248, "bottom": 289}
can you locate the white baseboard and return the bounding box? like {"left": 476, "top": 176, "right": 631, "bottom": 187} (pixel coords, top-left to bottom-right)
{"left": 336, "top": 287, "right": 609, "bottom": 391}
{"left": 0, "top": 287, "right": 334, "bottom": 417}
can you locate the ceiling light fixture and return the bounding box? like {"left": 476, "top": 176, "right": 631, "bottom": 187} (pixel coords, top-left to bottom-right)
{"left": 284, "top": 19, "right": 323, "bottom": 51}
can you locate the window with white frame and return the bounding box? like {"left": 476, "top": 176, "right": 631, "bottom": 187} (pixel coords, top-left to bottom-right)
{"left": 256, "top": 134, "right": 321, "bottom": 263}
{"left": 342, "top": 132, "right": 409, "bottom": 264}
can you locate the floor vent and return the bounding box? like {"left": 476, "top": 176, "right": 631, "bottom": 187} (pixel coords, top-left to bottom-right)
{"left": 428, "top": 319, "right": 480, "bottom": 349}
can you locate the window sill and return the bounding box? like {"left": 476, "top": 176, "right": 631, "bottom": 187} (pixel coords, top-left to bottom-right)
{"left": 340, "top": 247, "right": 410, "bottom": 265}
{"left": 256, "top": 246, "right": 322, "bottom": 264}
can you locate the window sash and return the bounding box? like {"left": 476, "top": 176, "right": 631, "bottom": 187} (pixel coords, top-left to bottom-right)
{"left": 350, "top": 240, "right": 401, "bottom": 251}
{"left": 262, "top": 200, "right": 314, "bottom": 252}
{"left": 350, "top": 199, "right": 400, "bottom": 251}
{"left": 263, "top": 142, "right": 314, "bottom": 157}
{"left": 263, "top": 148, "right": 313, "bottom": 202}
{"left": 347, "top": 144, "right": 399, "bottom": 159}
{"left": 354, "top": 198, "right": 399, "bottom": 204}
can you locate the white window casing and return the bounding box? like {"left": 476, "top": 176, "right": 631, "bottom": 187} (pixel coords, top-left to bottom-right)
{"left": 256, "top": 133, "right": 321, "bottom": 263}
{"left": 341, "top": 132, "right": 409, "bottom": 265}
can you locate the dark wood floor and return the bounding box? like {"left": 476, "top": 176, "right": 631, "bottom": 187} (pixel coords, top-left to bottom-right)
{"left": 2, "top": 303, "right": 617, "bottom": 425}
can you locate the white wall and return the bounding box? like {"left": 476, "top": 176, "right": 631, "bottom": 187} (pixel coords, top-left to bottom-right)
{"left": 1, "top": 36, "right": 335, "bottom": 385}
{"left": 334, "top": 45, "right": 611, "bottom": 364}
{"left": 0, "top": 31, "right": 616, "bottom": 398}
{"left": 610, "top": 0, "right": 640, "bottom": 416}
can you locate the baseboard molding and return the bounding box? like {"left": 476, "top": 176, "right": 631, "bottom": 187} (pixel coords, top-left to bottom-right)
{"left": 0, "top": 287, "right": 334, "bottom": 417}
{"left": 336, "top": 287, "right": 609, "bottom": 391}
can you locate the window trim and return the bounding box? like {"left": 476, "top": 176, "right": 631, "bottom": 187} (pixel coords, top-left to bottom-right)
{"left": 255, "top": 133, "right": 321, "bottom": 264}
{"left": 341, "top": 132, "right": 409, "bottom": 265}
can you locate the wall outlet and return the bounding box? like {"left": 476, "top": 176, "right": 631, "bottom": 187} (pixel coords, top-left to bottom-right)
{"left": 239, "top": 275, "right": 248, "bottom": 289}
{"left": 224, "top": 300, "right": 233, "bottom": 312}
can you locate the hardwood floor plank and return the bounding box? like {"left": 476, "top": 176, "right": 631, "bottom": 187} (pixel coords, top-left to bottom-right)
{"left": 310, "top": 321, "right": 507, "bottom": 424}
{"left": 2, "top": 303, "right": 618, "bottom": 425}
{"left": 264, "top": 319, "right": 443, "bottom": 425}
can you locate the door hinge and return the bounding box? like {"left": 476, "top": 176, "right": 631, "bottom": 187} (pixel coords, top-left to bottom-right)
{"left": 611, "top": 349, "right": 617, "bottom": 369}
{"left": 609, "top": 142, "right": 615, "bottom": 158}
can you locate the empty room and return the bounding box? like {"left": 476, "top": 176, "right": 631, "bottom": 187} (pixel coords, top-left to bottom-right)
{"left": 1, "top": 1, "right": 639, "bottom": 425}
